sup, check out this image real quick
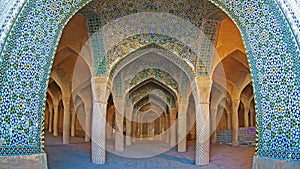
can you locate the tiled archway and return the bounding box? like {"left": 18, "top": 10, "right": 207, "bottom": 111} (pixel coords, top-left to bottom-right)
{"left": 0, "top": 0, "right": 299, "bottom": 168}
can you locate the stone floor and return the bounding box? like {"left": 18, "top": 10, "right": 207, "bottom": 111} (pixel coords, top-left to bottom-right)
{"left": 45, "top": 132, "right": 255, "bottom": 169}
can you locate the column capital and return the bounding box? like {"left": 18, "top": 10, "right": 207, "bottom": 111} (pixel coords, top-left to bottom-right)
{"left": 91, "top": 76, "right": 109, "bottom": 103}
{"left": 194, "top": 77, "right": 212, "bottom": 104}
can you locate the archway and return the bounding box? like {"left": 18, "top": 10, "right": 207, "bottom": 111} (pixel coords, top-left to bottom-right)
{"left": 0, "top": 0, "right": 299, "bottom": 168}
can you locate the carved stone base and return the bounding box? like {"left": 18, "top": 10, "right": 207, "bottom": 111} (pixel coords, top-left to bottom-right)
{"left": 0, "top": 153, "right": 48, "bottom": 169}
{"left": 253, "top": 156, "right": 300, "bottom": 169}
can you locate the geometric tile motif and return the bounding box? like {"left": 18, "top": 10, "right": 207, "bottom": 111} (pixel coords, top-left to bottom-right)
{"left": 106, "top": 34, "right": 198, "bottom": 74}
{"left": 197, "top": 19, "right": 220, "bottom": 76}
{"left": 110, "top": 45, "right": 192, "bottom": 99}
{"left": 0, "top": 0, "right": 25, "bottom": 52}
{"left": 85, "top": 12, "right": 106, "bottom": 75}
{"left": 0, "top": 0, "right": 298, "bottom": 161}
{"left": 209, "top": 0, "right": 300, "bottom": 160}
{"left": 81, "top": 1, "right": 221, "bottom": 77}
{"left": 0, "top": 0, "right": 90, "bottom": 155}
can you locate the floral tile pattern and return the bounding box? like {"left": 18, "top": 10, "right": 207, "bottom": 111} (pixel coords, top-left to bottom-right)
{"left": 0, "top": 0, "right": 298, "bottom": 161}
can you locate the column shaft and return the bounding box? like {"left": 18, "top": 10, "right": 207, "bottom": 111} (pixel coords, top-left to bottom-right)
{"left": 244, "top": 106, "right": 250, "bottom": 127}
{"left": 195, "top": 103, "right": 210, "bottom": 165}
{"left": 250, "top": 109, "right": 254, "bottom": 127}
{"left": 71, "top": 108, "right": 76, "bottom": 137}
{"left": 195, "top": 77, "right": 211, "bottom": 165}
{"left": 165, "top": 114, "right": 170, "bottom": 143}
{"left": 63, "top": 96, "right": 71, "bottom": 144}
{"left": 231, "top": 101, "right": 240, "bottom": 146}
{"left": 53, "top": 103, "right": 59, "bottom": 136}
{"left": 48, "top": 107, "right": 53, "bottom": 133}
{"left": 114, "top": 99, "right": 124, "bottom": 152}
{"left": 91, "top": 102, "right": 107, "bottom": 164}
{"left": 178, "top": 99, "right": 188, "bottom": 152}
{"left": 226, "top": 112, "right": 232, "bottom": 129}
{"left": 169, "top": 108, "right": 177, "bottom": 147}
{"left": 91, "top": 76, "right": 108, "bottom": 164}
{"left": 210, "top": 108, "right": 217, "bottom": 144}
{"left": 85, "top": 106, "right": 92, "bottom": 142}
{"left": 125, "top": 107, "right": 132, "bottom": 146}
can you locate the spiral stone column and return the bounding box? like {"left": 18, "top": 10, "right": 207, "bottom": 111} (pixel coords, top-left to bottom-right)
{"left": 91, "top": 76, "right": 108, "bottom": 164}
{"left": 195, "top": 77, "right": 211, "bottom": 165}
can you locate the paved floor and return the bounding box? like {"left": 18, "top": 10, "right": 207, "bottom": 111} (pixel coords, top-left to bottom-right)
{"left": 45, "top": 132, "right": 255, "bottom": 169}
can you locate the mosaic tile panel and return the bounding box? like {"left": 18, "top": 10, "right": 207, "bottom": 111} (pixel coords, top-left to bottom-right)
{"left": 109, "top": 45, "right": 194, "bottom": 81}
{"left": 276, "top": 0, "right": 300, "bottom": 44}
{"left": 85, "top": 12, "right": 106, "bottom": 75}
{"left": 81, "top": 1, "right": 222, "bottom": 77}
{"left": 84, "top": 0, "right": 218, "bottom": 28}
{"left": 106, "top": 34, "right": 198, "bottom": 74}
{"left": 110, "top": 46, "right": 192, "bottom": 99}
{"left": 0, "top": 0, "right": 26, "bottom": 52}
{"left": 197, "top": 19, "right": 220, "bottom": 76}
{"left": 0, "top": 0, "right": 298, "bottom": 162}
{"left": 208, "top": 0, "right": 300, "bottom": 160}
{"left": 0, "top": 0, "right": 91, "bottom": 155}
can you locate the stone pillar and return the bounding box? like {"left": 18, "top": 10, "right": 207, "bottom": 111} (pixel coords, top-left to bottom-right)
{"left": 62, "top": 96, "right": 71, "bottom": 144}
{"left": 91, "top": 76, "right": 107, "bottom": 164}
{"left": 169, "top": 108, "right": 177, "bottom": 147}
{"left": 231, "top": 100, "right": 240, "bottom": 146}
{"left": 159, "top": 116, "right": 163, "bottom": 141}
{"left": 178, "top": 98, "right": 189, "bottom": 152}
{"left": 85, "top": 105, "right": 92, "bottom": 142}
{"left": 148, "top": 122, "right": 154, "bottom": 141}
{"left": 226, "top": 111, "right": 232, "bottom": 129}
{"left": 114, "top": 99, "right": 124, "bottom": 152}
{"left": 210, "top": 107, "right": 217, "bottom": 144}
{"left": 71, "top": 107, "right": 76, "bottom": 137}
{"left": 250, "top": 108, "right": 254, "bottom": 127}
{"left": 132, "top": 120, "right": 137, "bottom": 143}
{"left": 125, "top": 107, "right": 133, "bottom": 146}
{"left": 244, "top": 105, "right": 250, "bottom": 127}
{"left": 195, "top": 77, "right": 211, "bottom": 166}
{"left": 165, "top": 114, "right": 170, "bottom": 144}
{"left": 44, "top": 107, "right": 49, "bottom": 130}
{"left": 137, "top": 114, "right": 141, "bottom": 141}
{"left": 48, "top": 104, "right": 53, "bottom": 133}
{"left": 106, "top": 122, "right": 113, "bottom": 140}
{"left": 53, "top": 102, "right": 59, "bottom": 137}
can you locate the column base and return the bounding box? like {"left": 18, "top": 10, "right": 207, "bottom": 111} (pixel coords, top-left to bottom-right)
{"left": 0, "top": 153, "right": 48, "bottom": 169}
{"left": 253, "top": 156, "right": 300, "bottom": 169}
{"left": 92, "top": 155, "right": 105, "bottom": 165}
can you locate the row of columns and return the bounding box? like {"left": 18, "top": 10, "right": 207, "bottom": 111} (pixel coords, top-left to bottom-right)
{"left": 90, "top": 76, "right": 211, "bottom": 165}
{"left": 210, "top": 99, "right": 256, "bottom": 145}
{"left": 46, "top": 97, "right": 92, "bottom": 144}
